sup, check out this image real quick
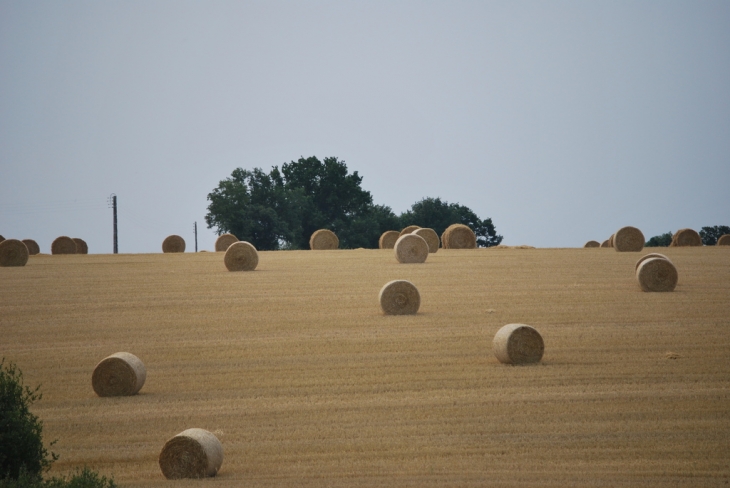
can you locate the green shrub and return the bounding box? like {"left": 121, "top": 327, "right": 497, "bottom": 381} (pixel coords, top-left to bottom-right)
{"left": 0, "top": 468, "right": 116, "bottom": 488}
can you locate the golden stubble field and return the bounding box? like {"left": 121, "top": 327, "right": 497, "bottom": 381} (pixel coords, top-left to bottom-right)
{"left": 1, "top": 247, "right": 729, "bottom": 487}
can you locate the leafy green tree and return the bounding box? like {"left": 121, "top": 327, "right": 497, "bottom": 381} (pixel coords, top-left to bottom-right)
{"left": 645, "top": 232, "right": 673, "bottom": 247}
{"left": 699, "top": 225, "right": 730, "bottom": 246}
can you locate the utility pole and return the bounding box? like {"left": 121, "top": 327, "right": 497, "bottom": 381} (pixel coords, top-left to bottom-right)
{"left": 108, "top": 194, "right": 118, "bottom": 254}
{"left": 194, "top": 221, "right": 198, "bottom": 252}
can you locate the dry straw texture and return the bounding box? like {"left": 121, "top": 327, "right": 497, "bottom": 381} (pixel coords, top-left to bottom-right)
{"left": 0, "top": 239, "right": 29, "bottom": 267}
{"left": 224, "top": 241, "right": 259, "bottom": 271}
{"left": 718, "top": 234, "right": 730, "bottom": 246}
{"left": 73, "top": 238, "right": 88, "bottom": 254}
{"left": 394, "top": 234, "right": 429, "bottom": 263}
{"left": 51, "top": 236, "right": 77, "bottom": 255}
{"left": 442, "top": 224, "right": 477, "bottom": 249}
{"left": 635, "top": 253, "right": 672, "bottom": 272}
{"left": 613, "top": 226, "right": 645, "bottom": 252}
{"left": 379, "top": 280, "right": 420, "bottom": 315}
{"left": 91, "top": 352, "right": 146, "bottom": 397}
{"left": 493, "top": 323, "right": 544, "bottom": 364}
{"left": 159, "top": 428, "right": 223, "bottom": 479}
{"left": 215, "top": 233, "right": 238, "bottom": 252}
{"left": 412, "top": 228, "right": 440, "bottom": 253}
{"left": 607, "top": 234, "right": 615, "bottom": 248}
{"left": 584, "top": 240, "right": 600, "bottom": 248}
{"left": 636, "top": 257, "right": 678, "bottom": 292}
{"left": 399, "top": 225, "right": 420, "bottom": 237}
{"left": 671, "top": 228, "right": 702, "bottom": 247}
{"left": 309, "top": 229, "right": 339, "bottom": 250}
{"left": 600, "top": 239, "right": 610, "bottom": 248}
{"left": 22, "top": 239, "right": 40, "bottom": 255}
{"left": 378, "top": 231, "right": 400, "bottom": 250}
{"left": 162, "top": 235, "right": 186, "bottom": 253}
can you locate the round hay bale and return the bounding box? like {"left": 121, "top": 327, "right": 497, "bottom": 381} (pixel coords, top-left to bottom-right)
{"left": 493, "top": 323, "right": 544, "bottom": 365}
{"left": 73, "top": 238, "right": 88, "bottom": 254}
{"left": 442, "top": 224, "right": 477, "bottom": 249}
{"left": 636, "top": 257, "right": 678, "bottom": 292}
{"left": 607, "top": 234, "right": 615, "bottom": 248}
{"left": 22, "top": 239, "right": 40, "bottom": 255}
{"left": 412, "top": 228, "right": 440, "bottom": 253}
{"left": 379, "top": 280, "right": 420, "bottom": 315}
{"left": 51, "top": 236, "right": 77, "bottom": 255}
{"left": 309, "top": 229, "right": 339, "bottom": 250}
{"left": 671, "top": 228, "right": 702, "bottom": 247}
{"left": 613, "top": 226, "right": 644, "bottom": 252}
{"left": 718, "top": 234, "right": 730, "bottom": 246}
{"left": 91, "top": 352, "right": 146, "bottom": 397}
{"left": 378, "top": 230, "right": 400, "bottom": 249}
{"left": 394, "top": 234, "right": 429, "bottom": 263}
{"left": 0, "top": 239, "right": 29, "bottom": 267}
{"left": 635, "top": 253, "right": 672, "bottom": 273}
{"left": 224, "top": 241, "right": 259, "bottom": 271}
{"left": 600, "top": 239, "right": 610, "bottom": 248}
{"left": 162, "top": 235, "right": 186, "bottom": 253}
{"left": 584, "top": 240, "right": 600, "bottom": 248}
{"left": 0, "top": 235, "right": 4, "bottom": 243}
{"left": 214, "top": 233, "right": 238, "bottom": 252}
{"left": 159, "top": 428, "right": 223, "bottom": 479}
{"left": 399, "top": 225, "right": 420, "bottom": 237}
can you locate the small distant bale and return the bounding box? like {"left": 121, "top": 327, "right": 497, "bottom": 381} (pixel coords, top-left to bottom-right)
{"left": 635, "top": 253, "right": 672, "bottom": 272}
{"left": 412, "top": 228, "right": 440, "bottom": 253}
{"left": 607, "top": 234, "right": 615, "bottom": 248}
{"left": 584, "top": 240, "right": 600, "bottom": 248}
{"left": 600, "top": 239, "right": 610, "bottom": 248}
{"left": 0, "top": 239, "right": 29, "bottom": 267}
{"left": 493, "top": 323, "right": 544, "bottom": 365}
{"left": 613, "top": 226, "right": 644, "bottom": 252}
{"left": 718, "top": 234, "right": 730, "bottom": 246}
{"left": 73, "top": 238, "right": 88, "bottom": 254}
{"left": 394, "top": 234, "right": 429, "bottom": 263}
{"left": 22, "top": 239, "right": 40, "bottom": 255}
{"left": 309, "top": 229, "right": 339, "bottom": 250}
{"left": 92, "top": 352, "right": 146, "bottom": 397}
{"left": 159, "top": 428, "right": 223, "bottom": 479}
{"left": 162, "top": 235, "right": 186, "bottom": 253}
{"left": 636, "top": 257, "right": 678, "bottom": 292}
{"left": 671, "top": 228, "right": 702, "bottom": 247}
{"left": 442, "top": 224, "right": 477, "bottom": 249}
{"left": 379, "top": 280, "right": 420, "bottom": 315}
{"left": 224, "top": 241, "right": 259, "bottom": 271}
{"left": 399, "top": 225, "right": 420, "bottom": 237}
{"left": 215, "top": 233, "right": 238, "bottom": 252}
{"left": 378, "top": 230, "right": 400, "bottom": 249}
{"left": 51, "top": 236, "right": 77, "bottom": 255}
{"left": 0, "top": 235, "right": 4, "bottom": 243}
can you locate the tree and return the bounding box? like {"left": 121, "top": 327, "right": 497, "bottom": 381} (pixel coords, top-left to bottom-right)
{"left": 645, "top": 232, "right": 673, "bottom": 247}
{"left": 699, "top": 225, "right": 730, "bottom": 246}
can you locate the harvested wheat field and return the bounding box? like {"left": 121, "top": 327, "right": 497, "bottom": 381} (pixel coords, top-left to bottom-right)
{"left": 1, "top": 248, "right": 730, "bottom": 487}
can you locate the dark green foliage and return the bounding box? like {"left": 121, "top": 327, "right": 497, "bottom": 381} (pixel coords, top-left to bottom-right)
{"left": 645, "top": 232, "right": 673, "bottom": 247}
{"left": 699, "top": 225, "right": 730, "bottom": 246}
{"left": 0, "top": 360, "right": 56, "bottom": 480}
{"left": 0, "top": 468, "right": 116, "bottom": 488}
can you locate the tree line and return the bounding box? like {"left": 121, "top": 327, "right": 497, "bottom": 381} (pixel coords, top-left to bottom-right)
{"left": 205, "top": 156, "right": 503, "bottom": 250}
{"left": 646, "top": 226, "right": 730, "bottom": 247}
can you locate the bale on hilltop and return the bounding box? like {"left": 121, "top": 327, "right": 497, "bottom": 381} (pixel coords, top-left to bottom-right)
{"left": 607, "top": 234, "right": 615, "bottom": 248}
{"left": 412, "top": 228, "right": 440, "bottom": 253}
{"left": 0, "top": 235, "right": 4, "bottom": 243}
{"left": 671, "top": 228, "right": 702, "bottom": 247}
{"left": 635, "top": 253, "right": 672, "bottom": 272}
{"left": 600, "top": 239, "right": 610, "bottom": 248}
{"left": 91, "top": 352, "right": 146, "bottom": 397}
{"left": 0, "top": 239, "right": 29, "bottom": 267}
{"left": 378, "top": 230, "right": 400, "bottom": 249}
{"left": 215, "top": 233, "right": 238, "bottom": 252}
{"left": 718, "top": 234, "right": 730, "bottom": 246}
{"left": 442, "top": 224, "right": 477, "bottom": 249}
{"left": 309, "top": 229, "right": 339, "bottom": 250}
{"left": 73, "top": 238, "right": 88, "bottom": 254}
{"left": 51, "top": 236, "right": 77, "bottom": 255}
{"left": 399, "top": 225, "right": 420, "bottom": 237}
{"left": 159, "top": 428, "right": 223, "bottom": 479}
{"left": 379, "top": 280, "right": 420, "bottom": 315}
{"left": 614, "top": 226, "right": 644, "bottom": 252}
{"left": 22, "top": 239, "right": 40, "bottom": 255}
{"left": 224, "top": 241, "right": 259, "bottom": 271}
{"left": 394, "top": 234, "right": 429, "bottom": 263}
{"left": 493, "top": 324, "right": 544, "bottom": 365}
{"left": 584, "top": 240, "right": 600, "bottom": 248}
{"left": 636, "top": 257, "right": 678, "bottom": 292}
{"left": 162, "top": 235, "right": 185, "bottom": 253}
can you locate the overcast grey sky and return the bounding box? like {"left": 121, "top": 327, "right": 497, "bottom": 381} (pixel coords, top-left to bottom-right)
{"left": 1, "top": 1, "right": 728, "bottom": 253}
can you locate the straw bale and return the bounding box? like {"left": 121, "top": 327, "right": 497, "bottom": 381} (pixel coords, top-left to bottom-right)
{"left": 379, "top": 280, "right": 420, "bottom": 315}
{"left": 442, "top": 224, "right": 477, "bottom": 249}
{"left": 670, "top": 228, "right": 702, "bottom": 247}
{"left": 224, "top": 241, "right": 259, "bottom": 271}
{"left": 51, "top": 236, "right": 77, "bottom": 255}
{"left": 718, "top": 234, "right": 730, "bottom": 246}
{"left": 73, "top": 238, "right": 88, "bottom": 254}
{"left": 162, "top": 235, "right": 186, "bottom": 253}
{"left": 493, "top": 323, "right": 544, "bottom": 365}
{"left": 309, "top": 229, "right": 339, "bottom": 250}
{"left": 608, "top": 234, "right": 615, "bottom": 248}
{"left": 399, "top": 225, "right": 420, "bottom": 237}
{"left": 215, "top": 233, "right": 238, "bottom": 252}
{"left": 91, "top": 352, "right": 146, "bottom": 397}
{"left": 378, "top": 231, "right": 400, "bottom": 249}
{"left": 0, "top": 235, "right": 4, "bottom": 243}
{"left": 635, "top": 253, "right": 672, "bottom": 273}
{"left": 636, "top": 257, "right": 678, "bottom": 292}
{"left": 159, "top": 428, "right": 223, "bottom": 479}
{"left": 613, "top": 226, "right": 644, "bottom": 252}
{"left": 584, "top": 240, "right": 600, "bottom": 248}
{"left": 394, "top": 234, "right": 429, "bottom": 263}
{"left": 22, "top": 239, "right": 40, "bottom": 255}
{"left": 600, "top": 239, "right": 610, "bottom": 248}
{"left": 412, "top": 228, "right": 440, "bottom": 253}
{"left": 0, "top": 239, "right": 29, "bottom": 267}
